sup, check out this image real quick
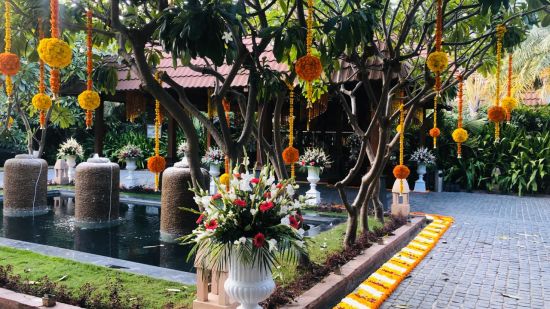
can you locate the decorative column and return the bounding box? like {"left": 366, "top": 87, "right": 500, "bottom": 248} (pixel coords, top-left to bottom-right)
{"left": 391, "top": 179, "right": 410, "bottom": 217}
{"left": 3, "top": 154, "right": 48, "bottom": 217}
{"left": 74, "top": 156, "right": 120, "bottom": 228}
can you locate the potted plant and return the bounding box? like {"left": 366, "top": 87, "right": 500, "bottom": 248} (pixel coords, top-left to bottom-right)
{"left": 202, "top": 146, "right": 225, "bottom": 194}
{"left": 184, "top": 165, "right": 307, "bottom": 308}
{"left": 57, "top": 138, "right": 83, "bottom": 183}
{"left": 299, "top": 147, "right": 332, "bottom": 205}
{"left": 117, "top": 144, "right": 143, "bottom": 188}
{"left": 410, "top": 147, "right": 436, "bottom": 192}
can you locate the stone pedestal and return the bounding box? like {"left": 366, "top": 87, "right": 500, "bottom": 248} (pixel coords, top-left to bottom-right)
{"left": 75, "top": 156, "right": 120, "bottom": 228}
{"left": 160, "top": 160, "right": 208, "bottom": 242}
{"left": 391, "top": 179, "right": 410, "bottom": 217}
{"left": 3, "top": 154, "right": 48, "bottom": 217}
{"left": 53, "top": 159, "right": 69, "bottom": 185}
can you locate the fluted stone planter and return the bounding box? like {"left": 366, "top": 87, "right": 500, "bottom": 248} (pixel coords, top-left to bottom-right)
{"left": 75, "top": 156, "right": 120, "bottom": 228}
{"left": 3, "top": 154, "right": 48, "bottom": 217}
{"left": 160, "top": 160, "right": 208, "bottom": 242}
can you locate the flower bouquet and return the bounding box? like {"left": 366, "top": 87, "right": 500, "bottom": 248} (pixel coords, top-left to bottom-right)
{"left": 298, "top": 147, "right": 332, "bottom": 171}
{"left": 410, "top": 147, "right": 436, "bottom": 166}
{"left": 201, "top": 146, "right": 225, "bottom": 166}
{"left": 57, "top": 137, "right": 83, "bottom": 159}
{"left": 117, "top": 144, "right": 143, "bottom": 162}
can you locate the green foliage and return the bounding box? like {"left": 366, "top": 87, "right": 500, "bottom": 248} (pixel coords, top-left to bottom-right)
{"left": 438, "top": 106, "right": 550, "bottom": 195}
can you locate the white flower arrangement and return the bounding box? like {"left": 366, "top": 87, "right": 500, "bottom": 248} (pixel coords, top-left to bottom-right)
{"left": 410, "top": 147, "right": 436, "bottom": 166}
{"left": 201, "top": 146, "right": 225, "bottom": 166}
{"left": 177, "top": 142, "right": 189, "bottom": 158}
{"left": 57, "top": 138, "right": 84, "bottom": 159}
{"left": 298, "top": 147, "right": 332, "bottom": 170}
{"left": 117, "top": 144, "right": 143, "bottom": 161}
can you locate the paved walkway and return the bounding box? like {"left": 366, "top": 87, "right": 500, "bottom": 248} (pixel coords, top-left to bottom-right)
{"left": 381, "top": 192, "right": 550, "bottom": 309}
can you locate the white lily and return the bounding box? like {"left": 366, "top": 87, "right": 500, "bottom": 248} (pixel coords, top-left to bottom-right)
{"left": 268, "top": 239, "right": 278, "bottom": 252}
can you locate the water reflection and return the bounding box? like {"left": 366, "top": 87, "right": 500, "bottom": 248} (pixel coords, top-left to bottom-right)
{"left": 0, "top": 197, "right": 194, "bottom": 272}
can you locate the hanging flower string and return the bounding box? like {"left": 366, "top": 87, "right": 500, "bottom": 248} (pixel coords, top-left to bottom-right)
{"left": 77, "top": 10, "right": 100, "bottom": 129}
{"left": 501, "top": 54, "right": 517, "bottom": 123}
{"left": 147, "top": 72, "right": 166, "bottom": 191}
{"left": 32, "top": 19, "right": 52, "bottom": 129}
{"left": 427, "top": 0, "right": 447, "bottom": 149}
{"left": 38, "top": 0, "right": 72, "bottom": 100}
{"left": 393, "top": 97, "right": 409, "bottom": 194}
{"left": 220, "top": 98, "right": 231, "bottom": 190}
{"left": 487, "top": 25, "right": 507, "bottom": 142}
{"left": 295, "top": 0, "right": 322, "bottom": 129}
{"left": 0, "top": 0, "right": 21, "bottom": 98}
{"left": 452, "top": 73, "right": 468, "bottom": 158}
{"left": 282, "top": 81, "right": 299, "bottom": 178}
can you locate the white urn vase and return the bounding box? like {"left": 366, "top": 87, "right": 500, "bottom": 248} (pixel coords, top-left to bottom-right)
{"left": 224, "top": 255, "right": 276, "bottom": 309}
{"left": 414, "top": 163, "right": 427, "bottom": 192}
{"left": 306, "top": 165, "right": 321, "bottom": 206}
{"left": 124, "top": 158, "right": 138, "bottom": 188}
{"left": 209, "top": 164, "right": 220, "bottom": 194}
{"left": 66, "top": 155, "right": 77, "bottom": 183}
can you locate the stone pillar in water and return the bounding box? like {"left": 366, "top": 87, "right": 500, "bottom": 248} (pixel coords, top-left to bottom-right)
{"left": 75, "top": 156, "right": 120, "bottom": 228}
{"left": 3, "top": 154, "right": 48, "bottom": 217}
{"left": 160, "top": 159, "right": 208, "bottom": 242}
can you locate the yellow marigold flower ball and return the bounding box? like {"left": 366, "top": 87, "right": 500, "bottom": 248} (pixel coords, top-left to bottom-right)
{"left": 452, "top": 128, "right": 469, "bottom": 143}
{"left": 501, "top": 96, "right": 518, "bottom": 111}
{"left": 37, "top": 38, "right": 73, "bottom": 69}
{"left": 219, "top": 173, "right": 230, "bottom": 187}
{"left": 78, "top": 90, "right": 100, "bottom": 111}
{"left": 0, "top": 52, "right": 21, "bottom": 76}
{"left": 32, "top": 93, "right": 52, "bottom": 111}
{"left": 426, "top": 51, "right": 448, "bottom": 74}
{"left": 488, "top": 106, "right": 506, "bottom": 123}
{"left": 282, "top": 146, "right": 299, "bottom": 164}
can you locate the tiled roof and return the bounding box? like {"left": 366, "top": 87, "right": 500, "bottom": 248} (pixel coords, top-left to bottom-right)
{"left": 522, "top": 90, "right": 547, "bottom": 106}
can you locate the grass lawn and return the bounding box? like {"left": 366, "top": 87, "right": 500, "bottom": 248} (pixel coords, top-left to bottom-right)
{"left": 0, "top": 246, "right": 195, "bottom": 308}
{"left": 0, "top": 216, "right": 383, "bottom": 308}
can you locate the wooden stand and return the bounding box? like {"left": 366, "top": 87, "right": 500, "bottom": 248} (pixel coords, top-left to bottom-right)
{"left": 193, "top": 257, "right": 236, "bottom": 309}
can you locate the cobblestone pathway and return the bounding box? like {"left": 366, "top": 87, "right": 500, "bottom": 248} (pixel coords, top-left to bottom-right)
{"left": 381, "top": 192, "right": 550, "bottom": 309}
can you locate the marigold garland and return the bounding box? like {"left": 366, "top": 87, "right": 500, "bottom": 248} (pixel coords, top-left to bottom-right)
{"left": 428, "top": 0, "right": 445, "bottom": 149}
{"left": 453, "top": 73, "right": 468, "bottom": 158}
{"left": 295, "top": 0, "right": 321, "bottom": 110}
{"left": 77, "top": 10, "right": 98, "bottom": 129}
{"left": 32, "top": 19, "right": 51, "bottom": 129}
{"left": 283, "top": 81, "right": 299, "bottom": 178}
{"left": 393, "top": 100, "right": 409, "bottom": 193}
{"left": 0, "top": 0, "right": 20, "bottom": 97}
{"left": 148, "top": 72, "right": 165, "bottom": 191}
{"left": 503, "top": 54, "right": 516, "bottom": 123}
{"left": 490, "top": 24, "right": 506, "bottom": 142}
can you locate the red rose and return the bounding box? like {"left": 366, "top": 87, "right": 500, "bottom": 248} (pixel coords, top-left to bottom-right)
{"left": 211, "top": 193, "right": 222, "bottom": 200}
{"left": 234, "top": 199, "right": 247, "bottom": 207}
{"left": 276, "top": 183, "right": 283, "bottom": 189}
{"left": 263, "top": 191, "right": 271, "bottom": 198}
{"left": 204, "top": 219, "right": 218, "bottom": 230}
{"left": 253, "top": 233, "right": 265, "bottom": 248}
{"left": 289, "top": 216, "right": 300, "bottom": 229}
{"left": 259, "top": 201, "right": 274, "bottom": 212}
{"left": 309, "top": 161, "right": 315, "bottom": 166}
{"left": 196, "top": 213, "right": 205, "bottom": 224}
{"left": 300, "top": 161, "right": 305, "bottom": 166}
{"left": 250, "top": 178, "right": 260, "bottom": 184}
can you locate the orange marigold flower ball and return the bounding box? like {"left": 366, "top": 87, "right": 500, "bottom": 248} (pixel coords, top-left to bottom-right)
{"left": 429, "top": 127, "right": 441, "bottom": 138}
{"left": 219, "top": 173, "right": 230, "bottom": 187}
{"left": 393, "top": 164, "right": 410, "bottom": 180}
{"left": 282, "top": 146, "right": 299, "bottom": 164}
{"left": 147, "top": 155, "right": 166, "bottom": 173}
{"left": 295, "top": 54, "right": 322, "bottom": 82}
{"left": 488, "top": 106, "right": 506, "bottom": 123}
{"left": 0, "top": 52, "right": 21, "bottom": 76}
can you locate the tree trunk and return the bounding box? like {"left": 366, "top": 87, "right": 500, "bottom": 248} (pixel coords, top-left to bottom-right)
{"left": 359, "top": 197, "right": 369, "bottom": 237}
{"left": 372, "top": 180, "right": 385, "bottom": 224}
{"left": 344, "top": 208, "right": 358, "bottom": 248}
